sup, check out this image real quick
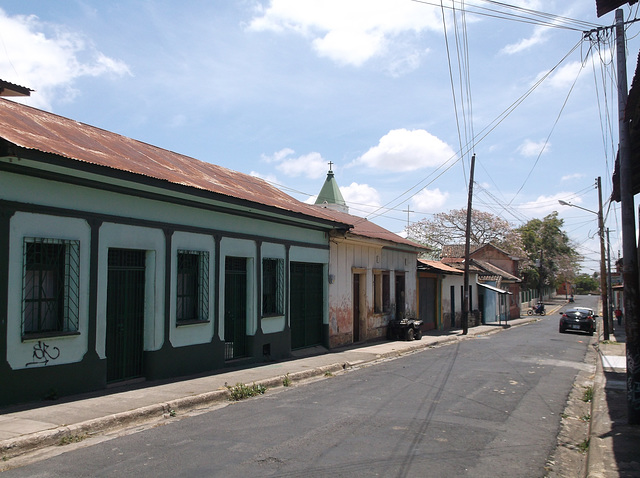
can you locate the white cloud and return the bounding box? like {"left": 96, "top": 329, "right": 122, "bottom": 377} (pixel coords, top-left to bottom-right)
{"left": 518, "top": 139, "right": 550, "bottom": 157}
{"left": 411, "top": 188, "right": 449, "bottom": 213}
{"left": 250, "top": 171, "right": 279, "bottom": 184}
{"left": 261, "top": 148, "right": 328, "bottom": 179}
{"left": 352, "top": 129, "right": 456, "bottom": 172}
{"left": 533, "top": 60, "right": 583, "bottom": 90}
{"left": 340, "top": 182, "right": 382, "bottom": 216}
{"left": 501, "top": 25, "right": 548, "bottom": 55}
{"left": 518, "top": 192, "right": 582, "bottom": 216}
{"left": 561, "top": 173, "right": 585, "bottom": 182}
{"left": 247, "top": 0, "right": 440, "bottom": 67}
{"left": 261, "top": 148, "right": 295, "bottom": 163}
{"left": 0, "top": 9, "right": 130, "bottom": 110}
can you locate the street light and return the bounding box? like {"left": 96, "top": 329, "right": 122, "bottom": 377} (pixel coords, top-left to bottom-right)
{"left": 558, "top": 200, "right": 596, "bottom": 214}
{"left": 558, "top": 177, "right": 610, "bottom": 340}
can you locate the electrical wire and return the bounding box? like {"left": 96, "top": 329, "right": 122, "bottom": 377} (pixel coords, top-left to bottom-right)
{"left": 412, "top": 0, "right": 602, "bottom": 31}
{"left": 507, "top": 42, "right": 590, "bottom": 206}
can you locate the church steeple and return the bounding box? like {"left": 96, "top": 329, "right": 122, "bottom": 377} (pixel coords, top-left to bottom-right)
{"left": 314, "top": 162, "right": 348, "bottom": 213}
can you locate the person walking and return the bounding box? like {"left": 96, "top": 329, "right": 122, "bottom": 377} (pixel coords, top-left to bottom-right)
{"left": 615, "top": 307, "right": 623, "bottom": 326}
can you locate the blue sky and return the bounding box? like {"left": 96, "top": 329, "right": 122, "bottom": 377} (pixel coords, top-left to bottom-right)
{"left": 1, "top": 0, "right": 638, "bottom": 274}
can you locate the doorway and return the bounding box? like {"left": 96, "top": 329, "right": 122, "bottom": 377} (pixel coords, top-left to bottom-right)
{"left": 106, "top": 248, "right": 146, "bottom": 383}
{"left": 395, "top": 274, "right": 405, "bottom": 319}
{"left": 224, "top": 257, "right": 248, "bottom": 360}
{"left": 290, "top": 262, "right": 323, "bottom": 349}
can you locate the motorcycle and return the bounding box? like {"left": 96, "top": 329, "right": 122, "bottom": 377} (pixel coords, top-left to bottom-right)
{"left": 527, "top": 303, "right": 546, "bottom": 316}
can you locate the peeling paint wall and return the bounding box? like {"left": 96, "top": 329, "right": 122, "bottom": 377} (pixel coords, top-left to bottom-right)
{"left": 328, "top": 239, "right": 418, "bottom": 348}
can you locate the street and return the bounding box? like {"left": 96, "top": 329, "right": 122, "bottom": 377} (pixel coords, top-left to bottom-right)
{"left": 2, "top": 298, "right": 595, "bottom": 477}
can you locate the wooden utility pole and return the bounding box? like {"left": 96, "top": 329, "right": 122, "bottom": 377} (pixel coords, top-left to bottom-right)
{"left": 616, "top": 8, "right": 640, "bottom": 425}
{"left": 462, "top": 154, "right": 476, "bottom": 335}
{"left": 597, "top": 176, "right": 610, "bottom": 341}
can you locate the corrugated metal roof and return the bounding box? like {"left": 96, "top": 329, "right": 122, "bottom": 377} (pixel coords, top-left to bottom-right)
{"left": 473, "top": 259, "right": 521, "bottom": 282}
{"left": 417, "top": 259, "right": 463, "bottom": 274}
{"left": 313, "top": 206, "right": 428, "bottom": 250}
{"left": 0, "top": 98, "right": 348, "bottom": 227}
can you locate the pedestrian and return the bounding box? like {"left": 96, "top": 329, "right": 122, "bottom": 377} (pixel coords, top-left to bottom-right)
{"left": 615, "top": 308, "right": 623, "bottom": 325}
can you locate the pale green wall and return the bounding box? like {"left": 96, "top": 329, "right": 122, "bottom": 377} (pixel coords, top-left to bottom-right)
{"left": 7, "top": 213, "right": 91, "bottom": 370}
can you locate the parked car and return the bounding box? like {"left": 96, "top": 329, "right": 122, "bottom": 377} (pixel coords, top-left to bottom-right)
{"left": 559, "top": 308, "right": 597, "bottom": 336}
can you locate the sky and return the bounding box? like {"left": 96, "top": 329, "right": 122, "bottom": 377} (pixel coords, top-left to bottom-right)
{"left": 1, "top": 0, "right": 638, "bottom": 275}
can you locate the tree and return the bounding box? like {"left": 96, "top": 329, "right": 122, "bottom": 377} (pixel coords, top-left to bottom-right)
{"left": 574, "top": 273, "right": 599, "bottom": 294}
{"left": 407, "top": 208, "right": 525, "bottom": 258}
{"left": 517, "top": 212, "right": 581, "bottom": 292}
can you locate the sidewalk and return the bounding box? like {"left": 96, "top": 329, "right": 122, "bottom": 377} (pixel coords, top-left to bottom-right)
{"left": 1, "top": 296, "right": 630, "bottom": 476}
{"left": 0, "top": 316, "right": 541, "bottom": 466}
{"left": 588, "top": 322, "right": 640, "bottom": 477}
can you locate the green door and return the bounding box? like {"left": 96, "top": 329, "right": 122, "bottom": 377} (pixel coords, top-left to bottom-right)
{"left": 290, "top": 262, "right": 323, "bottom": 349}
{"left": 224, "top": 257, "right": 247, "bottom": 360}
{"left": 419, "top": 277, "right": 437, "bottom": 330}
{"left": 106, "top": 249, "right": 146, "bottom": 383}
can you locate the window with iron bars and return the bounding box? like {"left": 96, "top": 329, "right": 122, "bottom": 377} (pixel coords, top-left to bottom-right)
{"left": 262, "top": 258, "right": 284, "bottom": 316}
{"left": 22, "top": 238, "right": 80, "bottom": 337}
{"left": 176, "top": 250, "right": 210, "bottom": 324}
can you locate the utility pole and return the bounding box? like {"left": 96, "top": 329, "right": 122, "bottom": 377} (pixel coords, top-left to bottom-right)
{"left": 462, "top": 154, "right": 476, "bottom": 335}
{"left": 615, "top": 8, "right": 640, "bottom": 425}
{"left": 597, "top": 176, "right": 610, "bottom": 341}
{"left": 607, "top": 228, "right": 614, "bottom": 331}
{"left": 404, "top": 205, "right": 414, "bottom": 230}
{"left": 538, "top": 249, "right": 543, "bottom": 302}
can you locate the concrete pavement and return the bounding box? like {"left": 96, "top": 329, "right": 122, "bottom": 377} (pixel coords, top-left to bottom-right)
{"left": 0, "top": 296, "right": 635, "bottom": 476}
{"left": 588, "top": 322, "right": 640, "bottom": 477}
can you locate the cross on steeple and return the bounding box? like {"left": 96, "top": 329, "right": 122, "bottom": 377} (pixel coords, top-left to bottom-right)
{"left": 328, "top": 161, "right": 333, "bottom": 171}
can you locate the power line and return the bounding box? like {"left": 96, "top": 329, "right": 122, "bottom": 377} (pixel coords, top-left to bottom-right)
{"left": 412, "top": 0, "right": 602, "bottom": 32}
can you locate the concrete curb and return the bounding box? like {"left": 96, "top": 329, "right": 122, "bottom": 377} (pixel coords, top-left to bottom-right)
{"left": 587, "top": 340, "right": 609, "bottom": 478}
{"left": 0, "top": 317, "right": 541, "bottom": 462}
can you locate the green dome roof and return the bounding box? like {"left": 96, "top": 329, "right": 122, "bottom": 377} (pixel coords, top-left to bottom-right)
{"left": 314, "top": 170, "right": 347, "bottom": 210}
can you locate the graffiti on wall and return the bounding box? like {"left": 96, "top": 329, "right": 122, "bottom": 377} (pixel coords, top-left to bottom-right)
{"left": 628, "top": 352, "right": 640, "bottom": 410}
{"left": 25, "top": 341, "right": 60, "bottom": 367}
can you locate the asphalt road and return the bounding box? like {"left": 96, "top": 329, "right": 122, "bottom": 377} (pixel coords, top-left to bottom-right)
{"left": 3, "top": 298, "right": 595, "bottom": 478}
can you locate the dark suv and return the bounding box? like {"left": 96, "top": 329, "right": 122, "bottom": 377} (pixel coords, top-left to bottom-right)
{"left": 559, "top": 308, "right": 596, "bottom": 336}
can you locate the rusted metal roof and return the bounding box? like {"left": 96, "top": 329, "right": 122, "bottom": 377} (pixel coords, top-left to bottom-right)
{"left": 417, "top": 259, "right": 462, "bottom": 274}
{"left": 314, "top": 206, "right": 428, "bottom": 250}
{"left": 0, "top": 98, "right": 348, "bottom": 226}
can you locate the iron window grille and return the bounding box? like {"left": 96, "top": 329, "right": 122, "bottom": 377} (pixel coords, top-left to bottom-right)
{"left": 22, "top": 237, "right": 80, "bottom": 337}
{"left": 262, "top": 258, "right": 284, "bottom": 316}
{"left": 176, "top": 250, "right": 210, "bottom": 323}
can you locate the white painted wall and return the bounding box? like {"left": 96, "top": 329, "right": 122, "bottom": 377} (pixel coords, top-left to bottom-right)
{"left": 7, "top": 213, "right": 91, "bottom": 370}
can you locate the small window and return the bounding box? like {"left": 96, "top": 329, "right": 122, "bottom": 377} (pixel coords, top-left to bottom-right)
{"left": 22, "top": 238, "right": 80, "bottom": 337}
{"left": 262, "top": 258, "right": 284, "bottom": 316}
{"left": 177, "top": 250, "right": 209, "bottom": 323}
